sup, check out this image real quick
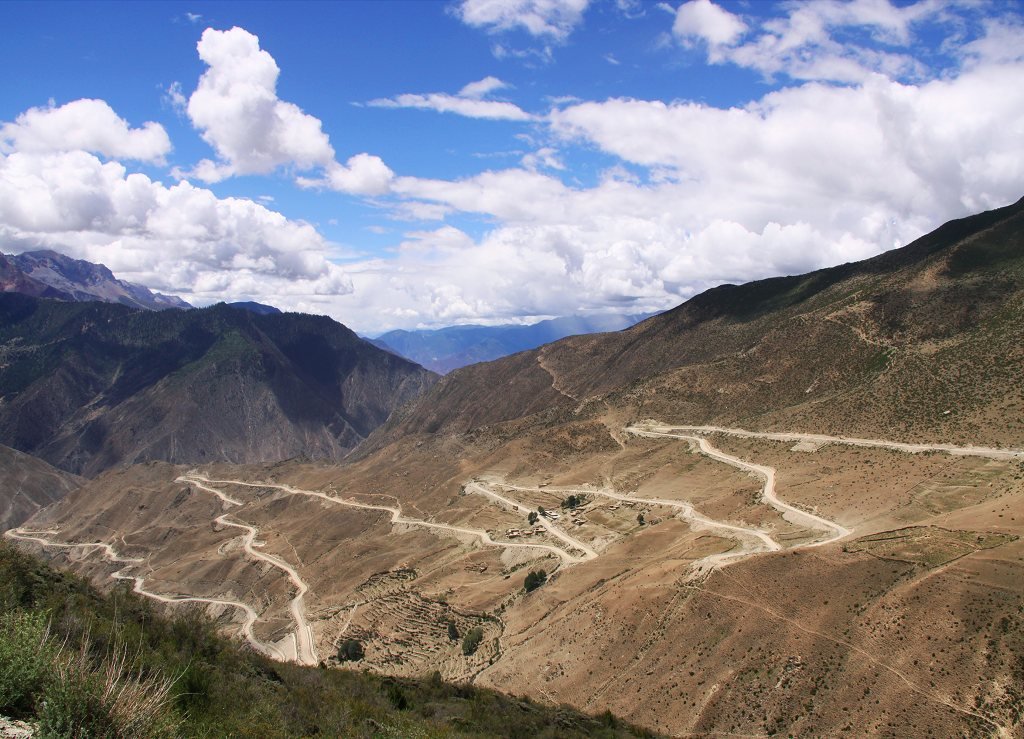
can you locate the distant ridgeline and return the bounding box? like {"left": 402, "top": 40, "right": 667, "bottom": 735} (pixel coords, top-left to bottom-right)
{"left": 371, "top": 312, "right": 657, "bottom": 374}
{"left": 366, "top": 196, "right": 1024, "bottom": 451}
{"left": 0, "top": 249, "right": 191, "bottom": 310}
{"left": 0, "top": 295, "right": 436, "bottom": 476}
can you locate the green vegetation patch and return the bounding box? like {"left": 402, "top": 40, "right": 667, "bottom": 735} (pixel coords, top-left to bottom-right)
{"left": 524, "top": 569, "right": 548, "bottom": 593}
{"left": 845, "top": 526, "right": 1017, "bottom": 567}
{"left": 461, "top": 627, "right": 484, "bottom": 656}
{"left": 865, "top": 347, "right": 893, "bottom": 374}
{"left": 337, "top": 638, "right": 365, "bottom": 662}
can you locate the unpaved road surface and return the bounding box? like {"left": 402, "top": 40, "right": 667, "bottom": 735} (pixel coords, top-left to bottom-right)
{"left": 3, "top": 527, "right": 287, "bottom": 660}
{"left": 627, "top": 425, "right": 852, "bottom": 546}
{"left": 631, "top": 422, "right": 1024, "bottom": 460}
{"left": 184, "top": 474, "right": 587, "bottom": 564}
{"left": 11, "top": 420, "right": 1011, "bottom": 682}
{"left": 214, "top": 513, "right": 317, "bottom": 665}
{"left": 464, "top": 481, "right": 598, "bottom": 560}
{"left": 493, "top": 476, "right": 783, "bottom": 577}
{"left": 179, "top": 475, "right": 319, "bottom": 665}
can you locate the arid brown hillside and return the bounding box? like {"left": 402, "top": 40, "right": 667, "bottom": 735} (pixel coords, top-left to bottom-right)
{"left": 0, "top": 444, "right": 80, "bottom": 531}
{"left": 373, "top": 196, "right": 1024, "bottom": 449}
{"left": 0, "top": 298, "right": 437, "bottom": 476}
{"left": 12, "top": 199, "right": 1024, "bottom": 738}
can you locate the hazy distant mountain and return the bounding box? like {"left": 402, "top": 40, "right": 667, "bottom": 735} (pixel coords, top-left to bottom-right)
{"left": 1, "top": 250, "right": 191, "bottom": 310}
{"left": 372, "top": 313, "right": 655, "bottom": 373}
{"left": 0, "top": 297, "right": 436, "bottom": 476}
{"left": 227, "top": 301, "right": 282, "bottom": 315}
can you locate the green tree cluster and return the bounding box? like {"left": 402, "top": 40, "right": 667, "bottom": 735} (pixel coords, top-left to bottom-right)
{"left": 461, "top": 627, "right": 484, "bottom": 656}
{"left": 337, "top": 639, "right": 364, "bottom": 662}
{"left": 524, "top": 569, "right": 548, "bottom": 592}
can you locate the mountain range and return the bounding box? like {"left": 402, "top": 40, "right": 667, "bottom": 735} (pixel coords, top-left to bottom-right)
{"left": 0, "top": 296, "right": 435, "bottom": 476}
{"left": 371, "top": 313, "right": 655, "bottom": 373}
{"left": 371, "top": 195, "right": 1024, "bottom": 448}
{"left": 0, "top": 443, "right": 80, "bottom": 531}
{"left": 5, "top": 197, "right": 1024, "bottom": 738}
{"left": 0, "top": 249, "right": 191, "bottom": 310}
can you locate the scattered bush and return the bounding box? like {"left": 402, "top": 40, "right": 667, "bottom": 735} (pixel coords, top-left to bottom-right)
{"left": 0, "top": 609, "right": 177, "bottom": 737}
{"left": 38, "top": 641, "right": 177, "bottom": 739}
{"left": 446, "top": 620, "right": 460, "bottom": 641}
{"left": 337, "top": 639, "right": 364, "bottom": 662}
{"left": 461, "top": 627, "right": 484, "bottom": 656}
{"left": 524, "top": 569, "right": 548, "bottom": 593}
{"left": 637, "top": 512, "right": 645, "bottom": 525}
{"left": 385, "top": 680, "right": 409, "bottom": 711}
{"left": 0, "top": 541, "right": 652, "bottom": 738}
{"left": 0, "top": 610, "right": 53, "bottom": 718}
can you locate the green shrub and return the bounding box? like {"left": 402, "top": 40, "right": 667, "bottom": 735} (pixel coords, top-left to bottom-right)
{"left": 37, "top": 653, "right": 116, "bottom": 739}
{"left": 446, "top": 620, "right": 460, "bottom": 641}
{"left": 461, "top": 627, "right": 484, "bottom": 656}
{"left": 38, "top": 641, "right": 178, "bottom": 739}
{"left": 385, "top": 681, "right": 409, "bottom": 711}
{"left": 337, "top": 639, "right": 364, "bottom": 662}
{"left": 0, "top": 610, "right": 54, "bottom": 718}
{"left": 524, "top": 569, "right": 547, "bottom": 593}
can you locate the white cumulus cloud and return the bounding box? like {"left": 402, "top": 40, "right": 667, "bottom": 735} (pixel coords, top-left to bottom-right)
{"left": 179, "top": 26, "right": 397, "bottom": 197}
{"left": 455, "top": 0, "right": 591, "bottom": 40}
{"left": 673, "top": 0, "right": 747, "bottom": 49}
{"left": 459, "top": 76, "right": 509, "bottom": 98}
{"left": 296, "top": 153, "right": 395, "bottom": 196}
{"left": 185, "top": 26, "right": 335, "bottom": 180}
{"left": 0, "top": 99, "right": 171, "bottom": 164}
{"left": 0, "top": 149, "right": 353, "bottom": 307}
{"left": 320, "top": 49, "right": 1024, "bottom": 331}
{"left": 671, "top": 0, "right": 957, "bottom": 83}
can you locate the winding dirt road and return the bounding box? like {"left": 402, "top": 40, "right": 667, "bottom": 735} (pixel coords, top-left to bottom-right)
{"left": 2, "top": 527, "right": 287, "bottom": 661}
{"left": 491, "top": 478, "right": 781, "bottom": 575}
{"left": 627, "top": 425, "right": 853, "bottom": 546}
{"left": 12, "top": 420, "right": 1012, "bottom": 685}
{"left": 182, "top": 474, "right": 588, "bottom": 565}
{"left": 176, "top": 476, "right": 319, "bottom": 665}
{"left": 631, "top": 422, "right": 1024, "bottom": 460}
{"left": 216, "top": 514, "right": 317, "bottom": 665}
{"left": 469, "top": 420, "right": 857, "bottom": 578}
{"left": 464, "top": 481, "right": 598, "bottom": 560}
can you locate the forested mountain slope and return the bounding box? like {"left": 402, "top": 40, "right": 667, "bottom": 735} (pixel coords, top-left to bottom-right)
{"left": 0, "top": 297, "right": 436, "bottom": 475}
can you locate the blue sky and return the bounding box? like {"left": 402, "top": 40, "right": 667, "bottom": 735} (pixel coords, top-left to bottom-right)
{"left": 2, "top": 0, "right": 1023, "bottom": 332}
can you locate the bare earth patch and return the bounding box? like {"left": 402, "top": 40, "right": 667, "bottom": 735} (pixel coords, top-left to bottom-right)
{"left": 844, "top": 526, "right": 1017, "bottom": 567}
